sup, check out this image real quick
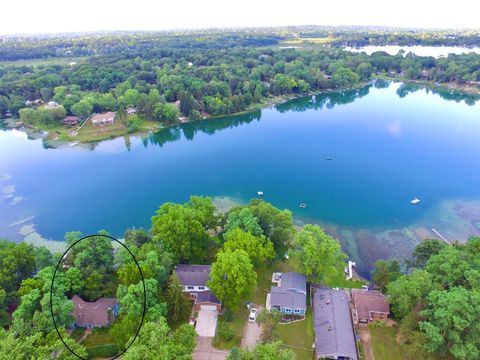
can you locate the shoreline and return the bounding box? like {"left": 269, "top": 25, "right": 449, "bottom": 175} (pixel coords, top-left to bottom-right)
{"left": 2, "top": 79, "right": 478, "bottom": 147}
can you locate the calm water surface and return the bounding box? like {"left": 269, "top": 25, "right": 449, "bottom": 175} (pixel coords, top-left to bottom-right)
{"left": 1, "top": 82, "right": 480, "bottom": 274}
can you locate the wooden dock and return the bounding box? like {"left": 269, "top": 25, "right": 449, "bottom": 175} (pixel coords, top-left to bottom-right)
{"left": 431, "top": 228, "right": 452, "bottom": 245}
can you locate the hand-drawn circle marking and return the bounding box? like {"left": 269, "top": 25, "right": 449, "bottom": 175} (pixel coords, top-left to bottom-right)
{"left": 50, "top": 234, "right": 146, "bottom": 360}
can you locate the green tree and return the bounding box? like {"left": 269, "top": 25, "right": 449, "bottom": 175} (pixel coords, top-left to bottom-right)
{"left": 71, "top": 100, "right": 93, "bottom": 119}
{"left": 371, "top": 259, "right": 401, "bottom": 293}
{"left": 222, "top": 228, "right": 275, "bottom": 267}
{"left": 207, "top": 249, "right": 257, "bottom": 310}
{"left": 420, "top": 287, "right": 480, "bottom": 360}
{"left": 122, "top": 319, "right": 196, "bottom": 360}
{"left": 256, "top": 309, "right": 282, "bottom": 342}
{"left": 406, "top": 239, "right": 447, "bottom": 269}
{"left": 293, "top": 224, "right": 347, "bottom": 284}
{"left": 151, "top": 202, "right": 210, "bottom": 262}
{"left": 224, "top": 208, "right": 263, "bottom": 236}
{"left": 387, "top": 269, "right": 435, "bottom": 319}
{"left": 228, "top": 341, "right": 296, "bottom": 360}
{"left": 166, "top": 274, "right": 191, "bottom": 325}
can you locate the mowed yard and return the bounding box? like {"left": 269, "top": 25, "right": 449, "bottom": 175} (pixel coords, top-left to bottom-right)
{"left": 80, "top": 328, "right": 118, "bottom": 359}
{"left": 369, "top": 323, "right": 454, "bottom": 360}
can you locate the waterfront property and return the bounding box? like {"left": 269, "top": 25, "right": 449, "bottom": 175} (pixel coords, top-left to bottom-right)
{"left": 91, "top": 112, "right": 116, "bottom": 126}
{"left": 174, "top": 264, "right": 221, "bottom": 311}
{"left": 267, "top": 272, "right": 306, "bottom": 315}
{"left": 70, "top": 295, "right": 119, "bottom": 328}
{"left": 312, "top": 287, "right": 358, "bottom": 360}
{"left": 63, "top": 116, "right": 80, "bottom": 126}
{"left": 351, "top": 289, "right": 390, "bottom": 324}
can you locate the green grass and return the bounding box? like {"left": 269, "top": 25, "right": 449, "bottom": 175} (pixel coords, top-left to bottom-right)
{"left": 277, "top": 308, "right": 314, "bottom": 360}
{"left": 70, "top": 327, "right": 86, "bottom": 342}
{"left": 369, "top": 323, "right": 454, "bottom": 360}
{"left": 82, "top": 328, "right": 116, "bottom": 347}
{"left": 213, "top": 307, "right": 249, "bottom": 349}
{"left": 0, "top": 57, "right": 87, "bottom": 67}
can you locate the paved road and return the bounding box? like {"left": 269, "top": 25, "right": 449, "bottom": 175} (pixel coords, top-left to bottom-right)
{"left": 358, "top": 326, "right": 374, "bottom": 360}
{"left": 241, "top": 305, "right": 263, "bottom": 349}
{"left": 193, "top": 337, "right": 229, "bottom": 360}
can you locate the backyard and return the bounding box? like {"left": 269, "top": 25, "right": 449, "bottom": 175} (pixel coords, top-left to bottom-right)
{"left": 81, "top": 328, "right": 118, "bottom": 359}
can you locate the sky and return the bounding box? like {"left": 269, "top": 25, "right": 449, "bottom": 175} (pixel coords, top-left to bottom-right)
{"left": 1, "top": 0, "right": 479, "bottom": 35}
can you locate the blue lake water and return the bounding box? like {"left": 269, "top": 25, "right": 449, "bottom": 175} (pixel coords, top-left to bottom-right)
{"left": 1, "top": 81, "right": 480, "bottom": 275}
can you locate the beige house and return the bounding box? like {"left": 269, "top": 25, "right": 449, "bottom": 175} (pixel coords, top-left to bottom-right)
{"left": 91, "top": 112, "right": 116, "bottom": 126}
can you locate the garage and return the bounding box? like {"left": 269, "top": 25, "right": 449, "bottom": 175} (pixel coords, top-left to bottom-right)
{"left": 200, "top": 305, "right": 218, "bottom": 311}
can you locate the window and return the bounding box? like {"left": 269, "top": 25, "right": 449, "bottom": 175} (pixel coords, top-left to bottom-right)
{"left": 187, "top": 286, "right": 194, "bottom": 290}
{"left": 198, "top": 286, "right": 205, "bottom": 290}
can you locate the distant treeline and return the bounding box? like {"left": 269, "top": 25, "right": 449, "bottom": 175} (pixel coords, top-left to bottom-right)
{"left": 0, "top": 30, "right": 479, "bottom": 126}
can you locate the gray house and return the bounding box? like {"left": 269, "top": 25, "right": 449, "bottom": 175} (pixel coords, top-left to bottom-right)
{"left": 268, "top": 272, "right": 306, "bottom": 315}
{"left": 313, "top": 287, "right": 358, "bottom": 360}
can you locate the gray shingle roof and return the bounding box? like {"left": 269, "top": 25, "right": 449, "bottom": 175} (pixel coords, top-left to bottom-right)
{"left": 313, "top": 288, "right": 358, "bottom": 360}
{"left": 270, "top": 272, "right": 307, "bottom": 310}
{"left": 196, "top": 290, "right": 221, "bottom": 305}
{"left": 71, "top": 295, "right": 118, "bottom": 327}
{"left": 175, "top": 264, "right": 211, "bottom": 287}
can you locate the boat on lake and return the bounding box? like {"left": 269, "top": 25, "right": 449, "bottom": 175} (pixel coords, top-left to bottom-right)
{"left": 299, "top": 203, "right": 307, "bottom": 208}
{"left": 257, "top": 191, "right": 264, "bottom": 196}
{"left": 411, "top": 197, "right": 420, "bottom": 205}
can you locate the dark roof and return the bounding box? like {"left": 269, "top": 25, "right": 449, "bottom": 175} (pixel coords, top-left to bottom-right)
{"left": 280, "top": 272, "right": 306, "bottom": 293}
{"left": 196, "top": 290, "right": 221, "bottom": 305}
{"left": 270, "top": 272, "right": 307, "bottom": 310}
{"left": 63, "top": 116, "right": 79, "bottom": 124}
{"left": 71, "top": 295, "right": 118, "bottom": 327}
{"left": 175, "top": 264, "right": 211, "bottom": 287}
{"left": 313, "top": 288, "right": 358, "bottom": 360}
{"left": 352, "top": 290, "right": 390, "bottom": 321}
{"left": 270, "top": 286, "right": 306, "bottom": 309}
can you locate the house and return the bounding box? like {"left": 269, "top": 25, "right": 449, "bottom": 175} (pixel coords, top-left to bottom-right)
{"left": 267, "top": 272, "right": 306, "bottom": 315}
{"left": 63, "top": 116, "right": 80, "bottom": 126}
{"left": 313, "top": 288, "right": 358, "bottom": 360}
{"left": 91, "top": 112, "right": 116, "bottom": 126}
{"left": 174, "top": 264, "right": 221, "bottom": 311}
{"left": 71, "top": 295, "right": 119, "bottom": 329}
{"left": 126, "top": 107, "right": 137, "bottom": 115}
{"left": 45, "top": 101, "right": 60, "bottom": 109}
{"left": 351, "top": 289, "right": 390, "bottom": 324}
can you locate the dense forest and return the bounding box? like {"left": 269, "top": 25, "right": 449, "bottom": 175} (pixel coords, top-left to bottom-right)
{"left": 0, "top": 29, "right": 479, "bottom": 130}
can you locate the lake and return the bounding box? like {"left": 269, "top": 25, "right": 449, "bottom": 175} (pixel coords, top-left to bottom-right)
{"left": 344, "top": 45, "right": 480, "bottom": 57}
{"left": 1, "top": 81, "right": 480, "bottom": 276}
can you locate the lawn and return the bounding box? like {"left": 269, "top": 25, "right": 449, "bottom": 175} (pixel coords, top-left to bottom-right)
{"left": 278, "top": 308, "right": 314, "bottom": 360}
{"left": 213, "top": 307, "right": 249, "bottom": 350}
{"left": 82, "top": 328, "right": 118, "bottom": 359}
{"left": 70, "top": 327, "right": 86, "bottom": 342}
{"left": 369, "top": 323, "right": 454, "bottom": 360}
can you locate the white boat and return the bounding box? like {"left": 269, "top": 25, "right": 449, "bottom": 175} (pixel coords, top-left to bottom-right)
{"left": 257, "top": 191, "right": 264, "bottom": 196}
{"left": 68, "top": 141, "right": 79, "bottom": 147}
{"left": 299, "top": 203, "right": 307, "bottom": 208}
{"left": 411, "top": 198, "right": 420, "bottom": 205}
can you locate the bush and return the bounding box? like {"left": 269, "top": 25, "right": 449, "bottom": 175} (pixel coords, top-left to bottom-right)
{"left": 217, "top": 323, "right": 234, "bottom": 341}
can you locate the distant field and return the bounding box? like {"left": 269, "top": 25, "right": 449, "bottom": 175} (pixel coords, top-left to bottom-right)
{"left": 0, "top": 57, "right": 87, "bottom": 67}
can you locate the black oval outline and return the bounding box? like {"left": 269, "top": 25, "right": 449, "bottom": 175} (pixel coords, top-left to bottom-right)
{"left": 50, "top": 234, "right": 147, "bottom": 360}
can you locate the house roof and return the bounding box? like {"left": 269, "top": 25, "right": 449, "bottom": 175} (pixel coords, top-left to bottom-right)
{"left": 71, "top": 295, "right": 118, "bottom": 327}
{"left": 270, "top": 286, "right": 306, "bottom": 309}
{"left": 175, "top": 264, "right": 211, "bottom": 287}
{"left": 63, "top": 116, "right": 79, "bottom": 123}
{"left": 91, "top": 112, "right": 116, "bottom": 122}
{"left": 352, "top": 290, "right": 390, "bottom": 321}
{"left": 280, "top": 272, "right": 306, "bottom": 293}
{"left": 270, "top": 272, "right": 307, "bottom": 309}
{"left": 313, "top": 288, "right": 358, "bottom": 360}
{"left": 196, "top": 290, "right": 221, "bottom": 305}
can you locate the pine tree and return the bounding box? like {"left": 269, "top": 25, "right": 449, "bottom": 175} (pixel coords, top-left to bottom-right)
{"left": 166, "top": 274, "right": 191, "bottom": 324}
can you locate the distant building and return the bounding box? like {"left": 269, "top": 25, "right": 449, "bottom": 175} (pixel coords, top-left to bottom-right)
{"left": 45, "top": 101, "right": 60, "bottom": 109}
{"left": 91, "top": 112, "right": 116, "bottom": 126}
{"left": 63, "top": 116, "right": 80, "bottom": 126}
{"left": 174, "top": 264, "right": 221, "bottom": 311}
{"left": 267, "top": 272, "right": 306, "bottom": 315}
{"left": 126, "top": 107, "right": 137, "bottom": 115}
{"left": 71, "top": 295, "right": 119, "bottom": 329}
{"left": 351, "top": 289, "right": 390, "bottom": 324}
{"left": 313, "top": 287, "right": 358, "bottom": 360}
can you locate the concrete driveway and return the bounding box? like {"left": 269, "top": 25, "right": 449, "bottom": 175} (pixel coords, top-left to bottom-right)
{"left": 195, "top": 309, "right": 218, "bottom": 337}
{"left": 241, "top": 305, "right": 263, "bottom": 349}
{"left": 193, "top": 337, "right": 229, "bottom": 360}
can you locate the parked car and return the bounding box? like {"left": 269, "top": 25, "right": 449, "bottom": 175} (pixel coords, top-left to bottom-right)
{"left": 248, "top": 308, "right": 257, "bottom": 322}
